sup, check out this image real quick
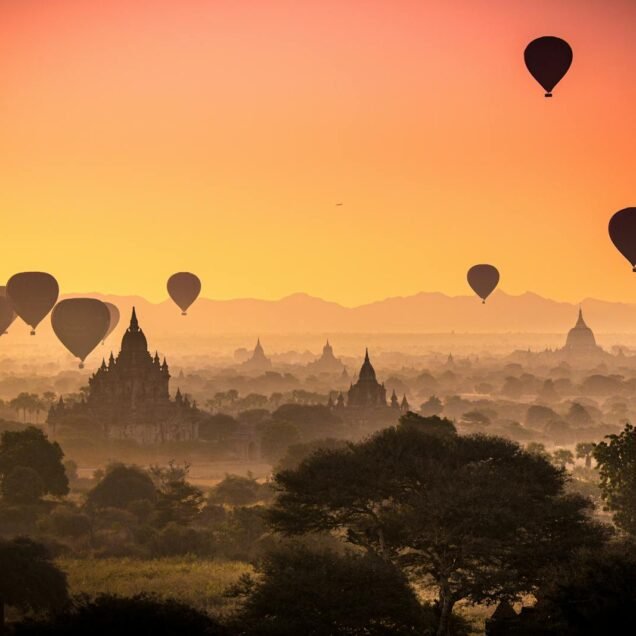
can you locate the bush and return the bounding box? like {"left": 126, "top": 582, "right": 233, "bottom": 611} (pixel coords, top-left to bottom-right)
{"left": 86, "top": 464, "right": 157, "bottom": 510}
{"left": 232, "top": 544, "right": 446, "bottom": 635}
{"left": 13, "top": 594, "right": 229, "bottom": 635}
{"left": 150, "top": 522, "right": 215, "bottom": 557}
{"left": 2, "top": 466, "right": 45, "bottom": 503}
{"left": 38, "top": 506, "right": 92, "bottom": 539}
{"left": 208, "top": 474, "right": 272, "bottom": 506}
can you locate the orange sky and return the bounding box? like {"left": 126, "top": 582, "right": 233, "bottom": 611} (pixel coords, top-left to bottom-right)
{"left": 1, "top": 0, "right": 636, "bottom": 306}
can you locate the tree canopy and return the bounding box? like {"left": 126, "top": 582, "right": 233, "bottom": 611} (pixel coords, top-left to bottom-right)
{"left": 232, "top": 544, "right": 432, "bottom": 636}
{"left": 0, "top": 537, "right": 69, "bottom": 632}
{"left": 594, "top": 423, "right": 636, "bottom": 535}
{"left": 0, "top": 427, "right": 68, "bottom": 498}
{"left": 269, "top": 422, "right": 608, "bottom": 636}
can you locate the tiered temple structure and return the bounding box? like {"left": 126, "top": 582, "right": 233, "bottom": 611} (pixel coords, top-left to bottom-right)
{"left": 329, "top": 350, "right": 409, "bottom": 415}
{"left": 241, "top": 338, "right": 273, "bottom": 372}
{"left": 307, "top": 340, "right": 344, "bottom": 374}
{"left": 48, "top": 309, "right": 199, "bottom": 444}
{"left": 563, "top": 309, "right": 602, "bottom": 355}
{"left": 347, "top": 349, "right": 387, "bottom": 408}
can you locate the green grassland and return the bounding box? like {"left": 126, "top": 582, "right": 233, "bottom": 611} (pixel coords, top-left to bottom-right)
{"left": 58, "top": 557, "right": 252, "bottom": 616}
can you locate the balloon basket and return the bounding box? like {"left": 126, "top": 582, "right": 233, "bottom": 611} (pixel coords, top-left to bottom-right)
{"left": 30, "top": 330, "right": 36, "bottom": 336}
{"left": 544, "top": 92, "right": 552, "bottom": 98}
{"left": 632, "top": 266, "right": 636, "bottom": 273}
{"left": 79, "top": 362, "right": 84, "bottom": 369}
{"left": 482, "top": 300, "right": 486, "bottom": 304}
{"left": 181, "top": 311, "right": 187, "bottom": 316}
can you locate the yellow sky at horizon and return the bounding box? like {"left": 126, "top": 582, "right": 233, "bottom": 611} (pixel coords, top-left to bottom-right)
{"left": 1, "top": 0, "right": 636, "bottom": 305}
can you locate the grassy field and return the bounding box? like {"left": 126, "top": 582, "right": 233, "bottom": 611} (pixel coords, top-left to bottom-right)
{"left": 57, "top": 557, "right": 253, "bottom": 616}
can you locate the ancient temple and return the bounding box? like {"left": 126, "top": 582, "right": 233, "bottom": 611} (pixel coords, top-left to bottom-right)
{"left": 241, "top": 338, "right": 273, "bottom": 372}
{"left": 307, "top": 340, "right": 344, "bottom": 374}
{"left": 563, "top": 309, "right": 602, "bottom": 355}
{"left": 48, "top": 308, "right": 199, "bottom": 444}
{"left": 347, "top": 349, "right": 387, "bottom": 408}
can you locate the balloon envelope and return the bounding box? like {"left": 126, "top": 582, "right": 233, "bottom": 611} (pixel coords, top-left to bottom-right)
{"left": 609, "top": 208, "right": 636, "bottom": 271}
{"left": 167, "top": 272, "right": 201, "bottom": 315}
{"left": 6, "top": 272, "right": 59, "bottom": 334}
{"left": 103, "top": 302, "right": 120, "bottom": 341}
{"left": 0, "top": 287, "right": 17, "bottom": 335}
{"left": 467, "top": 264, "right": 500, "bottom": 303}
{"left": 524, "top": 36, "right": 573, "bottom": 97}
{"left": 51, "top": 299, "right": 110, "bottom": 368}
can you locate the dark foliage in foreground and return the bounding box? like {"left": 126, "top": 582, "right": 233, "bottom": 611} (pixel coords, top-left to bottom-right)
{"left": 13, "top": 595, "right": 229, "bottom": 636}
{"left": 269, "top": 417, "right": 609, "bottom": 636}
{"left": 230, "top": 544, "right": 465, "bottom": 636}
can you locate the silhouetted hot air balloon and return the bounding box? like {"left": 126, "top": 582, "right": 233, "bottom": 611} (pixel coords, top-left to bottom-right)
{"left": 0, "top": 287, "right": 17, "bottom": 335}
{"left": 102, "top": 302, "right": 120, "bottom": 343}
{"left": 6, "top": 272, "right": 59, "bottom": 335}
{"left": 51, "top": 299, "right": 110, "bottom": 368}
{"left": 609, "top": 208, "right": 636, "bottom": 272}
{"left": 467, "top": 264, "right": 500, "bottom": 303}
{"left": 524, "top": 36, "right": 573, "bottom": 97}
{"left": 167, "top": 272, "right": 201, "bottom": 315}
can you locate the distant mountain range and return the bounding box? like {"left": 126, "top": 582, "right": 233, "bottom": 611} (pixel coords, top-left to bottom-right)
{"left": 54, "top": 290, "right": 636, "bottom": 336}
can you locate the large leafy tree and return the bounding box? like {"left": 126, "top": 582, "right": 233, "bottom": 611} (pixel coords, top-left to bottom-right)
{"left": 232, "top": 544, "right": 433, "bottom": 636}
{"left": 0, "top": 427, "right": 68, "bottom": 498}
{"left": 85, "top": 464, "right": 156, "bottom": 510}
{"left": 593, "top": 423, "right": 636, "bottom": 535}
{"left": 0, "top": 537, "right": 69, "bottom": 634}
{"left": 269, "top": 422, "right": 608, "bottom": 636}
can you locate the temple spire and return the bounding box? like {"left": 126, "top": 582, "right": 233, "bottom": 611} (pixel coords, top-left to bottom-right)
{"left": 130, "top": 307, "right": 139, "bottom": 331}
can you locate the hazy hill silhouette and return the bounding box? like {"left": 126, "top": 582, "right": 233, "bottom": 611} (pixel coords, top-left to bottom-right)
{"left": 46, "top": 290, "right": 636, "bottom": 337}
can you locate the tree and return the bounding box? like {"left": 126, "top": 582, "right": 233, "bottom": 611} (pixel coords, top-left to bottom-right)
{"left": 276, "top": 438, "right": 350, "bottom": 473}
{"left": 594, "top": 423, "right": 636, "bottom": 535}
{"left": 232, "top": 544, "right": 435, "bottom": 636}
{"left": 0, "top": 427, "right": 68, "bottom": 497}
{"left": 0, "top": 537, "right": 69, "bottom": 634}
{"left": 85, "top": 464, "right": 156, "bottom": 510}
{"left": 399, "top": 412, "right": 456, "bottom": 437}
{"left": 567, "top": 402, "right": 592, "bottom": 427}
{"left": 551, "top": 449, "right": 574, "bottom": 468}
{"left": 271, "top": 404, "right": 345, "bottom": 440}
{"left": 519, "top": 543, "right": 636, "bottom": 634}
{"left": 260, "top": 422, "right": 301, "bottom": 463}
{"left": 150, "top": 461, "right": 203, "bottom": 527}
{"left": 13, "top": 594, "right": 228, "bottom": 636}
{"left": 269, "top": 425, "right": 608, "bottom": 636}
{"left": 198, "top": 414, "right": 239, "bottom": 441}
{"left": 419, "top": 395, "right": 443, "bottom": 417}
{"left": 525, "top": 405, "right": 559, "bottom": 429}
{"left": 526, "top": 442, "right": 548, "bottom": 457}
{"left": 460, "top": 410, "right": 491, "bottom": 429}
{"left": 208, "top": 474, "right": 269, "bottom": 506}
{"left": 1, "top": 466, "right": 45, "bottom": 504}
{"left": 576, "top": 442, "right": 595, "bottom": 469}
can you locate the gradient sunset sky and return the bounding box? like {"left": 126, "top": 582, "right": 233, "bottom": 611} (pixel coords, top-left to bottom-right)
{"left": 1, "top": 0, "right": 636, "bottom": 305}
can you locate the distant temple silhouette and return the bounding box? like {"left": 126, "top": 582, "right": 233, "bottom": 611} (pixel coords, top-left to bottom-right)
{"left": 563, "top": 308, "right": 601, "bottom": 355}
{"left": 307, "top": 340, "right": 345, "bottom": 374}
{"left": 48, "top": 309, "right": 200, "bottom": 444}
{"left": 330, "top": 349, "right": 408, "bottom": 412}
{"left": 241, "top": 338, "right": 272, "bottom": 372}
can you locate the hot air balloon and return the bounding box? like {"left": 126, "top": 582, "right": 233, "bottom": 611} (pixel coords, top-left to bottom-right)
{"left": 6, "top": 272, "right": 59, "bottom": 335}
{"left": 167, "top": 272, "right": 201, "bottom": 315}
{"left": 524, "top": 36, "right": 573, "bottom": 97}
{"left": 609, "top": 208, "right": 636, "bottom": 272}
{"left": 467, "top": 264, "right": 500, "bottom": 303}
{"left": 0, "top": 287, "right": 17, "bottom": 335}
{"left": 51, "top": 299, "right": 110, "bottom": 368}
{"left": 102, "top": 302, "right": 120, "bottom": 343}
